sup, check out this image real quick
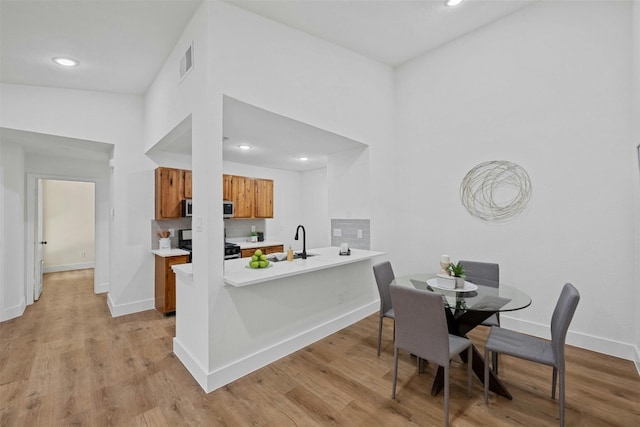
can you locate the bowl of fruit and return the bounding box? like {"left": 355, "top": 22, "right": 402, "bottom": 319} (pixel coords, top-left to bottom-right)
{"left": 247, "top": 249, "right": 271, "bottom": 269}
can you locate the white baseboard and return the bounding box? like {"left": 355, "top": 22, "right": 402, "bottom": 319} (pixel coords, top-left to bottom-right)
{"left": 175, "top": 301, "right": 378, "bottom": 393}
{"left": 634, "top": 345, "right": 640, "bottom": 376}
{"left": 1, "top": 298, "right": 26, "bottom": 322}
{"left": 501, "top": 316, "right": 640, "bottom": 367}
{"left": 43, "top": 262, "right": 95, "bottom": 273}
{"left": 95, "top": 282, "right": 109, "bottom": 294}
{"left": 173, "top": 337, "right": 210, "bottom": 391}
{"left": 107, "top": 293, "right": 155, "bottom": 317}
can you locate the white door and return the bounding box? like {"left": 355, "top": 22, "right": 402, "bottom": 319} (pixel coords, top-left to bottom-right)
{"left": 34, "top": 179, "right": 45, "bottom": 301}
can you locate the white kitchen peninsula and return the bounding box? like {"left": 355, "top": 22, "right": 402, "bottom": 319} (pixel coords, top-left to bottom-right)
{"left": 172, "top": 246, "right": 385, "bottom": 392}
{"left": 224, "top": 246, "right": 385, "bottom": 287}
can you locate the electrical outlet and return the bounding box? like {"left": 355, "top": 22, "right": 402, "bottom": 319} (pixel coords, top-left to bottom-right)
{"left": 333, "top": 228, "right": 342, "bottom": 237}
{"left": 357, "top": 229, "right": 362, "bottom": 239}
{"left": 169, "top": 228, "right": 175, "bottom": 237}
{"left": 80, "top": 252, "right": 86, "bottom": 258}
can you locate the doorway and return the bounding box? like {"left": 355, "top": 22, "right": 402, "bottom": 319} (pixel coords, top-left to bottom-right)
{"left": 34, "top": 179, "right": 95, "bottom": 300}
{"left": 26, "top": 174, "right": 104, "bottom": 305}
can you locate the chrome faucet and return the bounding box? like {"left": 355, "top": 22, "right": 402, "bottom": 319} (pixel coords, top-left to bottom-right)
{"left": 294, "top": 225, "right": 307, "bottom": 259}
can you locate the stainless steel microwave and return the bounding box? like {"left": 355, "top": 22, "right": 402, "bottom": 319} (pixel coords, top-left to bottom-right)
{"left": 182, "top": 199, "right": 193, "bottom": 217}
{"left": 223, "top": 201, "right": 234, "bottom": 218}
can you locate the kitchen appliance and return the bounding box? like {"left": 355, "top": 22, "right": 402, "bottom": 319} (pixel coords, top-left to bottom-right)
{"left": 178, "top": 229, "right": 193, "bottom": 262}
{"left": 178, "top": 228, "right": 241, "bottom": 261}
{"left": 223, "top": 200, "right": 234, "bottom": 218}
{"left": 224, "top": 242, "right": 241, "bottom": 260}
{"left": 182, "top": 199, "right": 193, "bottom": 217}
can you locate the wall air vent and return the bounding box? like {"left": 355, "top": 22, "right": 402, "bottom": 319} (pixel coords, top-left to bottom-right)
{"left": 179, "top": 42, "right": 194, "bottom": 82}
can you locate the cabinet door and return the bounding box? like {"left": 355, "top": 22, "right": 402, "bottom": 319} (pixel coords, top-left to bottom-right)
{"left": 241, "top": 248, "right": 255, "bottom": 258}
{"left": 262, "top": 245, "right": 284, "bottom": 255}
{"left": 155, "top": 167, "right": 183, "bottom": 219}
{"left": 183, "top": 170, "right": 192, "bottom": 199}
{"left": 222, "top": 174, "right": 233, "bottom": 201}
{"left": 164, "top": 255, "right": 189, "bottom": 313}
{"left": 232, "top": 175, "right": 255, "bottom": 218}
{"left": 254, "top": 178, "right": 274, "bottom": 218}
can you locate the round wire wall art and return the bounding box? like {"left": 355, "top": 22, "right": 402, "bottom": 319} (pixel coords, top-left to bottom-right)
{"left": 460, "top": 160, "right": 532, "bottom": 222}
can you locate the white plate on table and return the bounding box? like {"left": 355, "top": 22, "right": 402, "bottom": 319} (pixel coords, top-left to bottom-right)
{"left": 426, "top": 278, "right": 478, "bottom": 292}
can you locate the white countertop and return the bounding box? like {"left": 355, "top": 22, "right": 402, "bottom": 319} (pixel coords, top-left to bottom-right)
{"left": 152, "top": 248, "right": 190, "bottom": 257}
{"left": 224, "top": 246, "right": 385, "bottom": 287}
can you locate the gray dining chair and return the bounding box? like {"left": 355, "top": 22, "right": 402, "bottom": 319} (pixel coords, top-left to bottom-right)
{"left": 483, "top": 283, "right": 580, "bottom": 427}
{"left": 373, "top": 261, "right": 395, "bottom": 356}
{"left": 460, "top": 260, "right": 500, "bottom": 371}
{"left": 390, "top": 284, "right": 473, "bottom": 427}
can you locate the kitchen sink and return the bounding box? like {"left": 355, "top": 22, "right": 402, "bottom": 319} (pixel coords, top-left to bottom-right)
{"left": 268, "top": 252, "right": 318, "bottom": 262}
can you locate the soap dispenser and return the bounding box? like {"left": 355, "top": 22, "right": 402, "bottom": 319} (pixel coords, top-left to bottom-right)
{"left": 287, "top": 245, "right": 294, "bottom": 261}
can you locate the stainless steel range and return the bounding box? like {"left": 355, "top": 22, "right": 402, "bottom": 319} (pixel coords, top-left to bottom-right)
{"left": 177, "top": 229, "right": 241, "bottom": 261}
{"left": 224, "top": 242, "right": 241, "bottom": 260}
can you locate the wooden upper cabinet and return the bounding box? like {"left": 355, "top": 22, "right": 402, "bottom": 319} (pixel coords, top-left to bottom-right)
{"left": 183, "top": 170, "right": 192, "bottom": 199}
{"left": 222, "top": 174, "right": 233, "bottom": 201}
{"left": 155, "top": 167, "right": 184, "bottom": 219}
{"left": 231, "top": 175, "right": 255, "bottom": 218}
{"left": 223, "top": 174, "right": 274, "bottom": 219}
{"left": 254, "top": 178, "right": 274, "bottom": 218}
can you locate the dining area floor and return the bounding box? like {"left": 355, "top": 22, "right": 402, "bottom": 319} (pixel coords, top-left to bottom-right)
{"left": 1, "top": 269, "right": 639, "bottom": 426}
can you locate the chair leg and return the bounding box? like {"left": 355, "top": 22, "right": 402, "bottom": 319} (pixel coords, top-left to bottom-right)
{"left": 377, "top": 316, "right": 383, "bottom": 357}
{"left": 552, "top": 366, "right": 558, "bottom": 400}
{"left": 484, "top": 347, "right": 490, "bottom": 404}
{"left": 492, "top": 351, "right": 499, "bottom": 375}
{"left": 444, "top": 364, "right": 449, "bottom": 427}
{"left": 392, "top": 347, "right": 399, "bottom": 399}
{"left": 559, "top": 370, "right": 565, "bottom": 427}
{"left": 467, "top": 346, "right": 472, "bottom": 397}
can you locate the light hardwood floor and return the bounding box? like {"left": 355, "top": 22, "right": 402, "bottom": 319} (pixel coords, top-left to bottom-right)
{"left": 1, "top": 269, "right": 639, "bottom": 426}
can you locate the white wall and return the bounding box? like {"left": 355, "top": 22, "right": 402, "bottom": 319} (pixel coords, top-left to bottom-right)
{"left": 0, "top": 84, "right": 153, "bottom": 317}
{"left": 328, "top": 146, "right": 370, "bottom": 219}
{"left": 145, "top": 0, "right": 394, "bottom": 389}
{"left": 301, "top": 167, "right": 330, "bottom": 249}
{"left": 632, "top": 0, "right": 640, "bottom": 373}
{"left": 395, "top": 1, "right": 636, "bottom": 359}
{"left": 207, "top": 1, "right": 394, "bottom": 379}
{"left": 0, "top": 140, "right": 26, "bottom": 321}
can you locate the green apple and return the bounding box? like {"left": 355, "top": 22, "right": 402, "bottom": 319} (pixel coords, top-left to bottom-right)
{"left": 254, "top": 249, "right": 263, "bottom": 257}
{"left": 259, "top": 260, "right": 267, "bottom": 268}
{"left": 252, "top": 255, "right": 259, "bottom": 262}
{"left": 250, "top": 261, "right": 259, "bottom": 268}
{"left": 259, "top": 254, "right": 267, "bottom": 261}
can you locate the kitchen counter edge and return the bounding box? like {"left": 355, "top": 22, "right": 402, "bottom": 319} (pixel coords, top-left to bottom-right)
{"left": 224, "top": 247, "right": 386, "bottom": 287}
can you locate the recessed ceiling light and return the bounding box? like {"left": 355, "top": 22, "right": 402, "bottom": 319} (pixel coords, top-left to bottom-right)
{"left": 445, "top": 0, "right": 463, "bottom": 7}
{"left": 52, "top": 57, "right": 79, "bottom": 67}
{"left": 297, "top": 156, "right": 309, "bottom": 161}
{"left": 237, "top": 144, "right": 252, "bottom": 150}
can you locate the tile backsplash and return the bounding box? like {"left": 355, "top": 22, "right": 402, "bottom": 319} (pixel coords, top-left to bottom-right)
{"left": 331, "top": 219, "right": 370, "bottom": 250}
{"left": 151, "top": 218, "right": 192, "bottom": 249}
{"left": 224, "top": 219, "right": 266, "bottom": 241}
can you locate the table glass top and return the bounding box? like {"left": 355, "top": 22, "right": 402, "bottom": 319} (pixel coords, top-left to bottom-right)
{"left": 392, "top": 273, "right": 531, "bottom": 312}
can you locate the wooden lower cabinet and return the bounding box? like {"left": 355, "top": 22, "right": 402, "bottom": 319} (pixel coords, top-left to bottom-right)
{"left": 240, "top": 245, "right": 284, "bottom": 258}
{"left": 154, "top": 254, "right": 189, "bottom": 314}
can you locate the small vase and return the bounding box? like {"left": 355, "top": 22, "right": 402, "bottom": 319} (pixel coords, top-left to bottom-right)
{"left": 455, "top": 277, "right": 465, "bottom": 289}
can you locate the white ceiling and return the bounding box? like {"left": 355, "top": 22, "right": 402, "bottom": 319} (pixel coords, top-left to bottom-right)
{"left": 0, "top": 0, "right": 536, "bottom": 169}
{"left": 223, "top": 97, "right": 367, "bottom": 172}
{"left": 224, "top": 0, "right": 536, "bottom": 67}
{"left": 0, "top": 0, "right": 202, "bottom": 95}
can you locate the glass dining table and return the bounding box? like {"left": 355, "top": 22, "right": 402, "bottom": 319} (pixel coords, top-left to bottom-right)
{"left": 392, "top": 273, "right": 532, "bottom": 399}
